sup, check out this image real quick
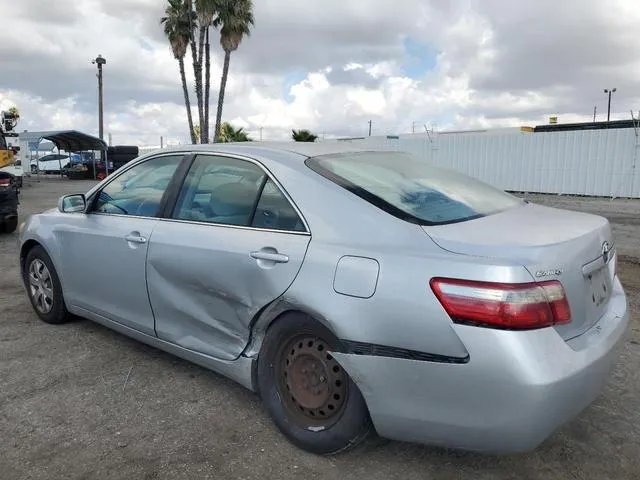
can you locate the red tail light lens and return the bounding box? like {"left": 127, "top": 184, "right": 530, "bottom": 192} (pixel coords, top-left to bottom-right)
{"left": 430, "top": 278, "right": 572, "bottom": 330}
{"left": 0, "top": 178, "right": 10, "bottom": 186}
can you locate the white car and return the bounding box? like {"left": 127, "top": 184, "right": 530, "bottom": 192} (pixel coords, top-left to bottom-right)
{"left": 32, "top": 153, "right": 82, "bottom": 174}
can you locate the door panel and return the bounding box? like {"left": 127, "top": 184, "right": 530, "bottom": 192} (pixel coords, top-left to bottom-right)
{"left": 57, "top": 153, "right": 184, "bottom": 335}
{"left": 59, "top": 215, "right": 159, "bottom": 336}
{"left": 147, "top": 153, "right": 311, "bottom": 361}
{"left": 147, "top": 222, "right": 310, "bottom": 360}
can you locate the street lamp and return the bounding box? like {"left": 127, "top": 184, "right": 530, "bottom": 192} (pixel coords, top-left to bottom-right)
{"left": 604, "top": 88, "right": 616, "bottom": 122}
{"left": 92, "top": 54, "right": 107, "bottom": 140}
{"left": 91, "top": 54, "right": 107, "bottom": 179}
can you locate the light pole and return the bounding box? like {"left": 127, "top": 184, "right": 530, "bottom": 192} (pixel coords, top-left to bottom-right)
{"left": 604, "top": 88, "right": 616, "bottom": 122}
{"left": 92, "top": 55, "right": 107, "bottom": 140}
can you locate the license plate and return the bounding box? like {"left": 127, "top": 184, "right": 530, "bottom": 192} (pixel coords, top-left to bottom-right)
{"left": 588, "top": 265, "right": 611, "bottom": 307}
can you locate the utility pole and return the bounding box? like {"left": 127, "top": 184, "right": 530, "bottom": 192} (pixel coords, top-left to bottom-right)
{"left": 92, "top": 55, "right": 107, "bottom": 141}
{"left": 260, "top": 127, "right": 263, "bottom": 141}
{"left": 604, "top": 88, "right": 617, "bottom": 122}
{"left": 593, "top": 106, "right": 597, "bottom": 122}
{"left": 368, "top": 120, "right": 372, "bottom": 136}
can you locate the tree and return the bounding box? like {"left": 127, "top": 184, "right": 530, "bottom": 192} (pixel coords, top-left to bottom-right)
{"left": 217, "top": 122, "right": 251, "bottom": 142}
{"left": 292, "top": 129, "right": 318, "bottom": 142}
{"left": 161, "top": 0, "right": 197, "bottom": 144}
{"left": 212, "top": 0, "right": 255, "bottom": 143}
{"left": 193, "top": 123, "right": 201, "bottom": 143}
{"left": 195, "top": 0, "right": 217, "bottom": 143}
{"left": 7, "top": 106, "right": 19, "bottom": 119}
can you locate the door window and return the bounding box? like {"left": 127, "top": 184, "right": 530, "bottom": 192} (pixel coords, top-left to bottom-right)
{"left": 91, "top": 154, "right": 183, "bottom": 217}
{"left": 251, "top": 179, "right": 306, "bottom": 232}
{"left": 173, "top": 155, "right": 266, "bottom": 226}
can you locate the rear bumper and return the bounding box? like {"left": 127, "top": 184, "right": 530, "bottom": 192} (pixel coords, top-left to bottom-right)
{"left": 333, "top": 277, "right": 630, "bottom": 454}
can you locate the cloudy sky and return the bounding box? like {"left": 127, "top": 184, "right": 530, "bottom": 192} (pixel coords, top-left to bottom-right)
{"left": 1, "top": 0, "right": 639, "bottom": 146}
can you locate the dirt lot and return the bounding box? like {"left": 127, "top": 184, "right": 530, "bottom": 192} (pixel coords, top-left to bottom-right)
{"left": 1, "top": 177, "right": 639, "bottom": 480}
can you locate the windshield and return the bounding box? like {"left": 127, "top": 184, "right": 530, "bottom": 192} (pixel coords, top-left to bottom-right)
{"left": 306, "top": 151, "right": 524, "bottom": 225}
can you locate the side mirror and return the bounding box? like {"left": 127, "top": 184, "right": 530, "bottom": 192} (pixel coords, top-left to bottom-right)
{"left": 58, "top": 194, "right": 86, "bottom": 213}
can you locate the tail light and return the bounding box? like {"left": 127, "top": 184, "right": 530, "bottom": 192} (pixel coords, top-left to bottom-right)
{"left": 430, "top": 278, "right": 572, "bottom": 330}
{"left": 0, "top": 178, "right": 10, "bottom": 186}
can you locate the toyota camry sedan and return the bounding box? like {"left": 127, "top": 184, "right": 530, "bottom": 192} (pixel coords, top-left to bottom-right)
{"left": 18, "top": 142, "right": 630, "bottom": 455}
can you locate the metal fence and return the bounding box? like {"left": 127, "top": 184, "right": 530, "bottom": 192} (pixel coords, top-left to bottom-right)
{"left": 331, "top": 127, "right": 640, "bottom": 198}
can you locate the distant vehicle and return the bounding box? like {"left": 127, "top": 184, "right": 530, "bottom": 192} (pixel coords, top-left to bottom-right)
{"left": 32, "top": 153, "right": 82, "bottom": 174}
{"left": 0, "top": 171, "right": 19, "bottom": 233}
{"left": 18, "top": 143, "right": 630, "bottom": 455}
{"left": 66, "top": 160, "right": 108, "bottom": 180}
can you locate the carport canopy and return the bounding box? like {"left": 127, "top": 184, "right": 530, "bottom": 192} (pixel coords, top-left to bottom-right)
{"left": 20, "top": 130, "right": 107, "bottom": 153}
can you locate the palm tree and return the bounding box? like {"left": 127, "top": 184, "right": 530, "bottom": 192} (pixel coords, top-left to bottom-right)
{"left": 195, "top": 0, "right": 217, "bottom": 143}
{"left": 217, "top": 122, "right": 252, "bottom": 142}
{"left": 161, "top": 0, "right": 197, "bottom": 144}
{"left": 292, "top": 129, "right": 318, "bottom": 142}
{"left": 212, "top": 0, "right": 255, "bottom": 142}
{"left": 184, "top": 0, "right": 203, "bottom": 142}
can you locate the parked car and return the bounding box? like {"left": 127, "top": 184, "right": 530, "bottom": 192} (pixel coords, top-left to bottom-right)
{"left": 32, "top": 153, "right": 82, "bottom": 174}
{"left": 0, "top": 171, "right": 19, "bottom": 233}
{"left": 66, "top": 160, "right": 108, "bottom": 180}
{"left": 17, "top": 143, "right": 630, "bottom": 455}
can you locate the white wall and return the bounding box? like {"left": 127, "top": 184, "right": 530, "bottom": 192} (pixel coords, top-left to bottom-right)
{"left": 331, "top": 128, "right": 640, "bottom": 198}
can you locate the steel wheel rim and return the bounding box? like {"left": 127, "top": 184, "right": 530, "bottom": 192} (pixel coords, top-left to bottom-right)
{"left": 28, "top": 259, "right": 54, "bottom": 314}
{"left": 276, "top": 335, "right": 348, "bottom": 429}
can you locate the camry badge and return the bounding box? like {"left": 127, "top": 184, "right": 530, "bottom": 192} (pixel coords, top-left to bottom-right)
{"left": 535, "top": 269, "right": 563, "bottom": 278}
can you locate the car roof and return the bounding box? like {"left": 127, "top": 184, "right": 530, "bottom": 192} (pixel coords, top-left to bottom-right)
{"left": 148, "top": 141, "right": 386, "bottom": 161}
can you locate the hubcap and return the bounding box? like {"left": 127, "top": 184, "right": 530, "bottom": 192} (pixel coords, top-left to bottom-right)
{"left": 277, "top": 336, "right": 348, "bottom": 427}
{"left": 28, "top": 259, "right": 54, "bottom": 314}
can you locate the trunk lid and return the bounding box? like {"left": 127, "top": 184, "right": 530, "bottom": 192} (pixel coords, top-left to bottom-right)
{"left": 422, "top": 203, "right": 616, "bottom": 341}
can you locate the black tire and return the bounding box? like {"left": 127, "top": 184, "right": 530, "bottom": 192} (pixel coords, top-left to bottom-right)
{"left": 23, "top": 245, "right": 69, "bottom": 324}
{"left": 257, "top": 312, "right": 372, "bottom": 455}
{"left": 2, "top": 217, "right": 18, "bottom": 233}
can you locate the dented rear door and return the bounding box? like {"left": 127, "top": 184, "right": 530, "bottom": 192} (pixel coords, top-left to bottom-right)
{"left": 146, "top": 221, "right": 310, "bottom": 360}
{"left": 146, "top": 153, "right": 312, "bottom": 361}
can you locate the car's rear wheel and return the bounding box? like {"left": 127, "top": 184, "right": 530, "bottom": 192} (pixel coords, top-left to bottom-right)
{"left": 23, "top": 246, "right": 69, "bottom": 324}
{"left": 258, "top": 312, "right": 372, "bottom": 455}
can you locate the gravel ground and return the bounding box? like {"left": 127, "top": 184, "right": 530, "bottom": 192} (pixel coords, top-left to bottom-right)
{"left": 1, "top": 177, "right": 639, "bottom": 480}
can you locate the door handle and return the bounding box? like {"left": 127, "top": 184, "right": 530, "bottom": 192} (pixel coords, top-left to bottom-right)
{"left": 250, "top": 251, "right": 289, "bottom": 263}
{"left": 125, "top": 233, "right": 147, "bottom": 244}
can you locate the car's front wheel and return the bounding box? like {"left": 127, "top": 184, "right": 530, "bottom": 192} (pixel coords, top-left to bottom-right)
{"left": 23, "top": 246, "right": 69, "bottom": 324}
{"left": 258, "top": 312, "right": 372, "bottom": 455}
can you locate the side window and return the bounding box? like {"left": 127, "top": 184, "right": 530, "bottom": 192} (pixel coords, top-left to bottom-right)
{"left": 251, "top": 179, "right": 305, "bottom": 232}
{"left": 173, "top": 155, "right": 266, "bottom": 226}
{"left": 92, "top": 155, "right": 182, "bottom": 217}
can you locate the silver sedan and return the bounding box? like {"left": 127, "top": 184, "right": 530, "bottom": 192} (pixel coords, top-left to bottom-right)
{"left": 18, "top": 142, "right": 630, "bottom": 455}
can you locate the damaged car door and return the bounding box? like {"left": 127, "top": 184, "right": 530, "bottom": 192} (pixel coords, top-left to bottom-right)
{"left": 147, "top": 153, "right": 311, "bottom": 361}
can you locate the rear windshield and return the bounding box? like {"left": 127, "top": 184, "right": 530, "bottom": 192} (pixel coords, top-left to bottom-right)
{"left": 306, "top": 151, "right": 523, "bottom": 225}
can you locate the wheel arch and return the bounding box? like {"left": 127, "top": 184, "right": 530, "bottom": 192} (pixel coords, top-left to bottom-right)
{"left": 20, "top": 238, "right": 66, "bottom": 293}
{"left": 244, "top": 298, "right": 343, "bottom": 394}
